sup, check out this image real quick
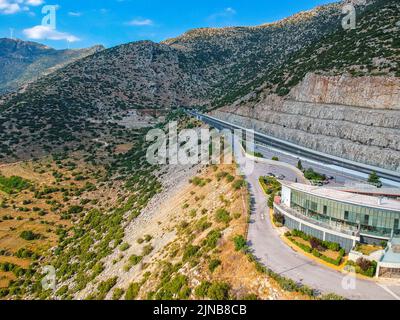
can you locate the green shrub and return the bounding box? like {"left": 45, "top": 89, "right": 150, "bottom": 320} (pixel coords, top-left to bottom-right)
{"left": 144, "top": 235, "right": 152, "bottom": 242}
{"left": 215, "top": 208, "right": 231, "bottom": 223}
{"left": 208, "top": 259, "right": 221, "bottom": 273}
{"left": 207, "top": 282, "right": 230, "bottom": 300}
{"left": 96, "top": 277, "right": 118, "bottom": 300}
{"left": 232, "top": 179, "right": 246, "bottom": 190}
{"left": 20, "top": 230, "right": 41, "bottom": 241}
{"left": 67, "top": 205, "right": 83, "bottom": 214}
{"left": 195, "top": 281, "right": 211, "bottom": 298}
{"left": 190, "top": 177, "right": 206, "bottom": 187}
{"left": 125, "top": 282, "right": 141, "bottom": 300}
{"left": 112, "top": 288, "right": 124, "bottom": 300}
{"left": 0, "top": 175, "right": 30, "bottom": 194}
{"left": 304, "top": 168, "right": 326, "bottom": 181}
{"left": 183, "top": 245, "right": 200, "bottom": 261}
{"left": 129, "top": 255, "right": 143, "bottom": 266}
{"left": 216, "top": 171, "right": 228, "bottom": 180}
{"left": 233, "top": 235, "right": 247, "bottom": 251}
{"left": 119, "top": 243, "right": 130, "bottom": 251}
{"left": 241, "top": 293, "right": 259, "bottom": 300}
{"left": 203, "top": 230, "right": 222, "bottom": 250}
{"left": 142, "top": 245, "right": 153, "bottom": 256}
{"left": 196, "top": 218, "right": 211, "bottom": 232}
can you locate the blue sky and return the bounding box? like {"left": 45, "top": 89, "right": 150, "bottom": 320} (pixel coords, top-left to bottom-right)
{"left": 0, "top": 0, "right": 336, "bottom": 49}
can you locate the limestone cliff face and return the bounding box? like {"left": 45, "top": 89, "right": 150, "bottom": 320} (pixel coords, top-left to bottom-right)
{"left": 290, "top": 73, "right": 400, "bottom": 110}
{"left": 212, "top": 74, "right": 400, "bottom": 172}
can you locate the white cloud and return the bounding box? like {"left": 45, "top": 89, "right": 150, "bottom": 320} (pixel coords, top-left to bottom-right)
{"left": 0, "top": 0, "right": 44, "bottom": 14}
{"left": 224, "top": 7, "right": 236, "bottom": 15}
{"left": 23, "top": 25, "right": 80, "bottom": 42}
{"left": 0, "top": 0, "right": 21, "bottom": 14}
{"left": 68, "top": 11, "right": 82, "bottom": 17}
{"left": 25, "top": 0, "right": 44, "bottom": 6}
{"left": 126, "top": 18, "right": 154, "bottom": 26}
{"left": 207, "top": 7, "right": 237, "bottom": 23}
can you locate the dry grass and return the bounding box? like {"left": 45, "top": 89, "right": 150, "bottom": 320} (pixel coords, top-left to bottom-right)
{"left": 0, "top": 155, "right": 120, "bottom": 286}
{"left": 97, "top": 163, "right": 309, "bottom": 300}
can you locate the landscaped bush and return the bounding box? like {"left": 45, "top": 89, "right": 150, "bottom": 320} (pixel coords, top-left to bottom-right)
{"left": 267, "top": 194, "right": 276, "bottom": 209}
{"left": 272, "top": 212, "right": 284, "bottom": 226}
{"left": 346, "top": 258, "right": 377, "bottom": 278}
{"left": 304, "top": 168, "right": 326, "bottom": 182}
{"left": 287, "top": 230, "right": 345, "bottom": 266}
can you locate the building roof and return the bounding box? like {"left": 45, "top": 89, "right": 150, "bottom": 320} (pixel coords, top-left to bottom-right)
{"left": 281, "top": 181, "right": 400, "bottom": 212}
{"left": 332, "top": 186, "right": 400, "bottom": 198}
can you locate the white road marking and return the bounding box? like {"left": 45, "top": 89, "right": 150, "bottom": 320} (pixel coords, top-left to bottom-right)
{"left": 378, "top": 284, "right": 400, "bottom": 300}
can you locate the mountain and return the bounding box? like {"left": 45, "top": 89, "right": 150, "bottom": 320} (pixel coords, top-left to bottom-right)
{"left": 0, "top": 0, "right": 398, "bottom": 170}
{"left": 212, "top": 0, "right": 400, "bottom": 172}
{"left": 0, "top": 38, "right": 104, "bottom": 93}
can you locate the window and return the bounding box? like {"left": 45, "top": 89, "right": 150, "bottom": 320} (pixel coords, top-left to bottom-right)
{"left": 323, "top": 205, "right": 328, "bottom": 215}
{"left": 364, "top": 215, "right": 370, "bottom": 225}
{"left": 344, "top": 211, "right": 349, "bottom": 220}
{"left": 311, "top": 202, "right": 318, "bottom": 212}
{"left": 394, "top": 219, "right": 399, "bottom": 230}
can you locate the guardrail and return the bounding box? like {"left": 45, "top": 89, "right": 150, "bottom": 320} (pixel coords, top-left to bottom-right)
{"left": 186, "top": 110, "right": 400, "bottom": 184}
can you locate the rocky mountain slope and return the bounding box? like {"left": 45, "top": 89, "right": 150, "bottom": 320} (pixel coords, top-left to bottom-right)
{"left": 0, "top": 38, "right": 104, "bottom": 93}
{"left": 0, "top": 0, "right": 398, "bottom": 172}
{"left": 0, "top": 0, "right": 348, "bottom": 160}
{"left": 212, "top": 0, "right": 400, "bottom": 172}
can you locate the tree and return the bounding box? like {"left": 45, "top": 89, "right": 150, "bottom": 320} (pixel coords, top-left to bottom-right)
{"left": 297, "top": 160, "right": 303, "bottom": 171}
{"left": 368, "top": 171, "right": 382, "bottom": 188}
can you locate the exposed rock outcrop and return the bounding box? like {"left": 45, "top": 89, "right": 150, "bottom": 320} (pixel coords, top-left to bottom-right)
{"left": 290, "top": 73, "right": 400, "bottom": 110}
{"left": 212, "top": 74, "right": 400, "bottom": 172}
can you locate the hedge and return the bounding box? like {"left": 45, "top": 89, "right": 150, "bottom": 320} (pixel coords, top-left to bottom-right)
{"left": 287, "top": 230, "right": 345, "bottom": 266}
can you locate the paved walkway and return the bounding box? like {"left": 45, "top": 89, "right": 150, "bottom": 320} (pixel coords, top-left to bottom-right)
{"left": 233, "top": 139, "right": 400, "bottom": 300}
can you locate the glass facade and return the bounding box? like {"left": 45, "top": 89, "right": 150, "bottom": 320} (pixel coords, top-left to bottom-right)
{"left": 290, "top": 190, "right": 400, "bottom": 239}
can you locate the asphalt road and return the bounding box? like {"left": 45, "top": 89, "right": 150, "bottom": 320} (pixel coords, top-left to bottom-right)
{"left": 252, "top": 143, "right": 364, "bottom": 186}
{"left": 232, "top": 138, "right": 400, "bottom": 300}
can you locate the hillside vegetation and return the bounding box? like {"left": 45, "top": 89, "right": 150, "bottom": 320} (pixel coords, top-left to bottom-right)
{"left": 0, "top": 0, "right": 351, "bottom": 160}
{"left": 0, "top": 38, "right": 103, "bottom": 93}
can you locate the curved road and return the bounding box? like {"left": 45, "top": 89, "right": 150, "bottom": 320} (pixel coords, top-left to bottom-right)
{"left": 233, "top": 139, "right": 400, "bottom": 300}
